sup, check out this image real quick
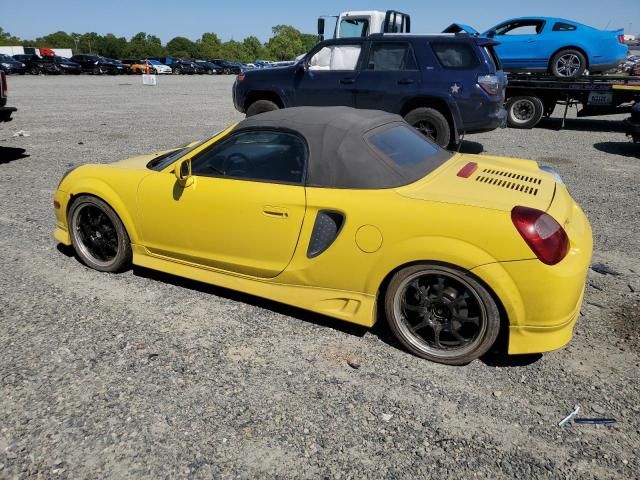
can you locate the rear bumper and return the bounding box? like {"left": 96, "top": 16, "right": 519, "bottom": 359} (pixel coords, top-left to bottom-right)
{"left": 465, "top": 107, "right": 507, "bottom": 134}
{"left": 0, "top": 106, "right": 17, "bottom": 122}
{"left": 471, "top": 194, "right": 592, "bottom": 355}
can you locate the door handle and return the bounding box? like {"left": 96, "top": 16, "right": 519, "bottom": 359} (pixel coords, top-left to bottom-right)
{"left": 397, "top": 79, "right": 414, "bottom": 85}
{"left": 340, "top": 78, "right": 356, "bottom": 85}
{"left": 526, "top": 39, "right": 536, "bottom": 43}
{"left": 263, "top": 206, "right": 289, "bottom": 218}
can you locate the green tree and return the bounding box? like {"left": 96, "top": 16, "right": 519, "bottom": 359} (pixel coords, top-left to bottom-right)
{"left": 242, "top": 36, "right": 264, "bottom": 62}
{"left": 36, "top": 30, "right": 74, "bottom": 48}
{"left": 79, "top": 32, "right": 101, "bottom": 54}
{"left": 264, "top": 25, "right": 306, "bottom": 61}
{"left": 197, "top": 32, "right": 222, "bottom": 59}
{"left": 96, "top": 33, "right": 127, "bottom": 58}
{"left": 301, "top": 33, "right": 318, "bottom": 53}
{"left": 166, "top": 36, "right": 197, "bottom": 58}
{"left": 126, "top": 32, "right": 164, "bottom": 58}
{"left": 0, "top": 27, "right": 22, "bottom": 46}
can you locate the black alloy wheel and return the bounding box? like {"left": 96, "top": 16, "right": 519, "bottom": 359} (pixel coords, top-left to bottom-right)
{"left": 68, "top": 196, "right": 131, "bottom": 272}
{"left": 385, "top": 264, "right": 500, "bottom": 365}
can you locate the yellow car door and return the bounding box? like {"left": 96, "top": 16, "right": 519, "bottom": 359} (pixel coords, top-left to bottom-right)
{"left": 137, "top": 129, "right": 307, "bottom": 278}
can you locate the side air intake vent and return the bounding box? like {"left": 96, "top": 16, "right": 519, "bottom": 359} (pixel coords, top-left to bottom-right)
{"left": 474, "top": 168, "right": 542, "bottom": 196}
{"left": 307, "top": 211, "right": 345, "bottom": 258}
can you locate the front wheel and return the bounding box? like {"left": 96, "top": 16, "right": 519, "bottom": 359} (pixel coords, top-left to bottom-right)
{"left": 404, "top": 107, "right": 451, "bottom": 148}
{"left": 506, "top": 96, "right": 544, "bottom": 129}
{"left": 384, "top": 264, "right": 501, "bottom": 365}
{"left": 550, "top": 49, "right": 586, "bottom": 78}
{"left": 246, "top": 99, "right": 279, "bottom": 117}
{"left": 69, "top": 196, "right": 132, "bottom": 273}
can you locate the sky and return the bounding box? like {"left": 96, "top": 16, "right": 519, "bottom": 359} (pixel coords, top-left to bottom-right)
{"left": 4, "top": 0, "right": 640, "bottom": 43}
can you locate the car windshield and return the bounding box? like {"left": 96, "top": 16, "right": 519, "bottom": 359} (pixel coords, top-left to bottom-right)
{"left": 367, "top": 125, "right": 452, "bottom": 176}
{"left": 148, "top": 60, "right": 161, "bottom": 65}
{"left": 0, "top": 54, "right": 13, "bottom": 61}
{"left": 147, "top": 130, "right": 224, "bottom": 171}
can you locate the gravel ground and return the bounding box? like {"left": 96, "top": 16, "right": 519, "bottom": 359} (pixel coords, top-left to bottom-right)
{"left": 0, "top": 75, "right": 639, "bottom": 479}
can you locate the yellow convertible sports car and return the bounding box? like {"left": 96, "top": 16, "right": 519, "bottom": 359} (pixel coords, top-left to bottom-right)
{"left": 53, "top": 107, "right": 592, "bottom": 365}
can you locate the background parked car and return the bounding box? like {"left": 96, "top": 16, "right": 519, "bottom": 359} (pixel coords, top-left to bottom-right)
{"left": 70, "top": 54, "right": 122, "bottom": 74}
{"left": 41, "top": 56, "right": 82, "bottom": 74}
{"left": 146, "top": 59, "right": 172, "bottom": 74}
{"left": 0, "top": 54, "right": 26, "bottom": 75}
{"left": 446, "top": 17, "right": 628, "bottom": 78}
{"left": 210, "top": 59, "right": 243, "bottom": 74}
{"left": 0, "top": 71, "right": 17, "bottom": 122}
{"left": 234, "top": 34, "right": 507, "bottom": 148}
{"left": 195, "top": 60, "right": 222, "bottom": 74}
{"left": 13, "top": 54, "right": 54, "bottom": 75}
{"left": 153, "top": 57, "right": 197, "bottom": 74}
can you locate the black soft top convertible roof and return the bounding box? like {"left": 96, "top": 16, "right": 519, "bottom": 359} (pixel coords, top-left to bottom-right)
{"left": 234, "top": 106, "right": 451, "bottom": 189}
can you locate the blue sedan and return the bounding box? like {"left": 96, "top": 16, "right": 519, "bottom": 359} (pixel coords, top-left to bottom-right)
{"left": 445, "top": 17, "right": 628, "bottom": 78}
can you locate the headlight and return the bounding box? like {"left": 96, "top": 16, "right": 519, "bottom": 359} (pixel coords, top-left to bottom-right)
{"left": 1, "top": 63, "right": 10, "bottom": 67}
{"left": 21, "top": 63, "right": 26, "bottom": 67}
{"left": 540, "top": 165, "right": 564, "bottom": 185}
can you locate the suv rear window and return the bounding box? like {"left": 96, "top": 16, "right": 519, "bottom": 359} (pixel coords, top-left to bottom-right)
{"left": 431, "top": 42, "right": 479, "bottom": 69}
{"left": 367, "top": 125, "right": 451, "bottom": 173}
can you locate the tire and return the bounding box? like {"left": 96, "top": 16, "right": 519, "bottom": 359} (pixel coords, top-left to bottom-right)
{"left": 550, "top": 49, "right": 587, "bottom": 78}
{"left": 173, "top": 67, "right": 180, "bottom": 75}
{"left": 29, "top": 66, "right": 40, "bottom": 75}
{"left": 384, "top": 264, "right": 501, "bottom": 365}
{"left": 93, "top": 66, "right": 104, "bottom": 75}
{"left": 403, "top": 107, "right": 451, "bottom": 148}
{"left": 246, "top": 99, "right": 279, "bottom": 117}
{"left": 506, "top": 96, "right": 544, "bottom": 129}
{"left": 68, "top": 196, "right": 132, "bottom": 273}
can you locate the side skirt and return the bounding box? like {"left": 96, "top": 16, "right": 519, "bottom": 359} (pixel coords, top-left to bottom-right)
{"left": 131, "top": 245, "right": 377, "bottom": 328}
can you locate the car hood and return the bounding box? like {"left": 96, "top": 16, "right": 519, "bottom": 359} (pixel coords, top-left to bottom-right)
{"left": 396, "top": 153, "right": 557, "bottom": 213}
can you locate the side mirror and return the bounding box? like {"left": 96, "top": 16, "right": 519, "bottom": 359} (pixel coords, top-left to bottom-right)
{"left": 486, "top": 29, "right": 496, "bottom": 38}
{"left": 174, "top": 159, "right": 194, "bottom": 186}
{"left": 317, "top": 18, "right": 325, "bottom": 37}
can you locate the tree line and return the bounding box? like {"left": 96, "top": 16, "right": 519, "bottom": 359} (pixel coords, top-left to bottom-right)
{"left": 0, "top": 26, "right": 318, "bottom": 62}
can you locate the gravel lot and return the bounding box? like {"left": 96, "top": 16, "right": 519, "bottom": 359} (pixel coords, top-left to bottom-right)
{"left": 1, "top": 75, "right": 639, "bottom": 479}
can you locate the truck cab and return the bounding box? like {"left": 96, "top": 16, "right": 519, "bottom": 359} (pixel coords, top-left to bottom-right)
{"left": 318, "top": 10, "right": 410, "bottom": 41}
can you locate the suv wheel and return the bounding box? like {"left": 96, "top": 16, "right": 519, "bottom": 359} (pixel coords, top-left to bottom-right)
{"left": 506, "top": 96, "right": 544, "bottom": 129}
{"left": 246, "top": 100, "right": 279, "bottom": 117}
{"left": 404, "top": 107, "right": 451, "bottom": 148}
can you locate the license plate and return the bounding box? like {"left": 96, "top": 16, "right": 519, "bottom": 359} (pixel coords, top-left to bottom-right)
{"left": 587, "top": 92, "right": 613, "bottom": 106}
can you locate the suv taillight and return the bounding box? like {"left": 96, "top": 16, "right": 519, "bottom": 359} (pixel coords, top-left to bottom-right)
{"left": 511, "top": 206, "right": 569, "bottom": 265}
{"left": 477, "top": 74, "right": 499, "bottom": 95}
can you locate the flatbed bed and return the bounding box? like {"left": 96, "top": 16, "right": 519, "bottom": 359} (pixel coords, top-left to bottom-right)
{"left": 504, "top": 73, "right": 640, "bottom": 128}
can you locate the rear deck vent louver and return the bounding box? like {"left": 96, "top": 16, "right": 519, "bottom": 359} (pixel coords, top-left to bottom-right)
{"left": 474, "top": 168, "right": 542, "bottom": 196}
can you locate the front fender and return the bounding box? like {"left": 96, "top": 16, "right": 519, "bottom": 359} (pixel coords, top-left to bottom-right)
{"left": 66, "top": 177, "right": 141, "bottom": 244}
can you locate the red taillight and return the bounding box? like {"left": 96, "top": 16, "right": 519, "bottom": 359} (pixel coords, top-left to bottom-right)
{"left": 617, "top": 34, "right": 625, "bottom": 44}
{"left": 236, "top": 73, "right": 245, "bottom": 81}
{"left": 477, "top": 74, "right": 499, "bottom": 95}
{"left": 511, "top": 206, "right": 569, "bottom": 265}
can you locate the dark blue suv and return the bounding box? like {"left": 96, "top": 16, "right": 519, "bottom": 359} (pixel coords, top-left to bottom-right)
{"left": 233, "top": 34, "right": 507, "bottom": 147}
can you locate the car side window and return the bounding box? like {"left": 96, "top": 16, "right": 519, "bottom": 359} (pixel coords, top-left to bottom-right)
{"left": 553, "top": 22, "right": 577, "bottom": 32}
{"left": 191, "top": 130, "right": 307, "bottom": 185}
{"left": 367, "top": 42, "right": 418, "bottom": 71}
{"left": 431, "top": 42, "right": 480, "bottom": 69}
{"left": 308, "top": 45, "right": 362, "bottom": 71}
{"left": 495, "top": 20, "right": 545, "bottom": 35}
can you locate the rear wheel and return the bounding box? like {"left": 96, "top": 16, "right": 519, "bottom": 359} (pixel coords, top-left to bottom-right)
{"left": 506, "top": 96, "right": 544, "bottom": 129}
{"left": 384, "top": 264, "right": 501, "bottom": 365}
{"left": 246, "top": 99, "right": 279, "bottom": 117}
{"left": 404, "top": 107, "right": 451, "bottom": 148}
{"left": 550, "top": 49, "right": 586, "bottom": 78}
{"left": 69, "top": 196, "right": 132, "bottom": 273}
